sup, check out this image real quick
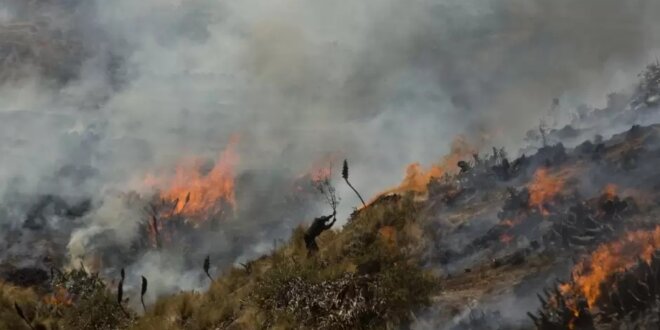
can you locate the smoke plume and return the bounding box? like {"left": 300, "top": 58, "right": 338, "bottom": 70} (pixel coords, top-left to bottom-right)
{"left": 1, "top": 0, "right": 660, "bottom": 299}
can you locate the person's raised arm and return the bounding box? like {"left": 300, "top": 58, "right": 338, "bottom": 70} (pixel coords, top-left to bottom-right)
{"left": 324, "top": 216, "right": 336, "bottom": 230}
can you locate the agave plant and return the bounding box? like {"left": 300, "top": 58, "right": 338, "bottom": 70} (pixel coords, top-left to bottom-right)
{"left": 343, "top": 159, "right": 366, "bottom": 208}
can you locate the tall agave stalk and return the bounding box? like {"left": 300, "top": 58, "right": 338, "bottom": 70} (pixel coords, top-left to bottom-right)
{"left": 14, "top": 303, "right": 34, "bottom": 330}
{"left": 141, "top": 276, "right": 148, "bottom": 313}
{"left": 203, "top": 255, "right": 213, "bottom": 281}
{"left": 342, "top": 159, "right": 366, "bottom": 208}
{"left": 117, "top": 268, "right": 130, "bottom": 317}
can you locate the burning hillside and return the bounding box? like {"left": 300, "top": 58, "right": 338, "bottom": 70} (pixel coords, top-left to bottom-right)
{"left": 3, "top": 1, "right": 660, "bottom": 329}
{"left": 144, "top": 136, "right": 239, "bottom": 225}
{"left": 374, "top": 136, "right": 478, "bottom": 199}
{"left": 3, "top": 115, "right": 660, "bottom": 328}
{"left": 528, "top": 168, "right": 566, "bottom": 215}
{"left": 1, "top": 62, "right": 659, "bottom": 328}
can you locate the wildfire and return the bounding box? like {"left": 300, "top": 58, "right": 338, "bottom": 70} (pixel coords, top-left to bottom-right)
{"left": 528, "top": 168, "right": 565, "bottom": 215}
{"left": 602, "top": 183, "right": 617, "bottom": 200}
{"left": 310, "top": 166, "right": 332, "bottom": 183}
{"left": 562, "top": 226, "right": 660, "bottom": 307}
{"left": 378, "top": 226, "right": 397, "bottom": 246}
{"left": 500, "top": 218, "right": 519, "bottom": 228}
{"left": 499, "top": 233, "right": 514, "bottom": 244}
{"left": 45, "top": 287, "right": 73, "bottom": 307}
{"left": 372, "top": 136, "right": 477, "bottom": 200}
{"left": 302, "top": 153, "right": 341, "bottom": 184}
{"left": 146, "top": 136, "right": 239, "bottom": 224}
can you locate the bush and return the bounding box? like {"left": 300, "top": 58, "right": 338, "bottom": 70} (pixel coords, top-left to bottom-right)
{"left": 61, "top": 288, "right": 132, "bottom": 330}
{"left": 250, "top": 257, "right": 435, "bottom": 329}
{"left": 247, "top": 195, "right": 437, "bottom": 329}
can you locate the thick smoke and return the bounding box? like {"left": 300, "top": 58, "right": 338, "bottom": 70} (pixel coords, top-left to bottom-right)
{"left": 1, "top": 0, "right": 660, "bottom": 301}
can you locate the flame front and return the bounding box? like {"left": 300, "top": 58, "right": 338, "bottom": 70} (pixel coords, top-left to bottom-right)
{"left": 564, "top": 226, "right": 660, "bottom": 307}
{"left": 603, "top": 183, "right": 618, "bottom": 200}
{"left": 372, "top": 136, "right": 477, "bottom": 200}
{"left": 45, "top": 287, "right": 73, "bottom": 307}
{"left": 310, "top": 166, "right": 332, "bottom": 183}
{"left": 528, "top": 168, "right": 565, "bottom": 215}
{"left": 303, "top": 153, "right": 340, "bottom": 184}
{"left": 147, "top": 136, "right": 239, "bottom": 224}
{"left": 500, "top": 233, "right": 514, "bottom": 244}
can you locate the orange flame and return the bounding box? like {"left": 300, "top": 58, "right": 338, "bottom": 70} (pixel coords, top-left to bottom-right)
{"left": 303, "top": 153, "right": 340, "bottom": 183}
{"left": 293, "top": 153, "right": 341, "bottom": 195}
{"left": 563, "top": 226, "right": 660, "bottom": 307}
{"left": 500, "top": 218, "right": 519, "bottom": 228}
{"left": 45, "top": 287, "right": 73, "bottom": 307}
{"left": 500, "top": 233, "right": 514, "bottom": 244}
{"left": 528, "top": 168, "right": 565, "bottom": 215}
{"left": 603, "top": 183, "right": 618, "bottom": 199}
{"left": 147, "top": 136, "right": 239, "bottom": 224}
{"left": 372, "top": 136, "right": 477, "bottom": 200}
{"left": 310, "top": 166, "right": 332, "bottom": 183}
{"left": 378, "top": 226, "right": 397, "bottom": 247}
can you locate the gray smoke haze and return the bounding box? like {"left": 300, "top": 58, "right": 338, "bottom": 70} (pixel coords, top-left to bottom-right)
{"left": 1, "top": 0, "right": 660, "bottom": 301}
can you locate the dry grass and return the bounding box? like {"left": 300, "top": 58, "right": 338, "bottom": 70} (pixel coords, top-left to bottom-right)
{"left": 0, "top": 269, "right": 134, "bottom": 330}
{"left": 0, "top": 193, "right": 437, "bottom": 329}
{"left": 0, "top": 282, "right": 43, "bottom": 330}
{"left": 133, "top": 193, "right": 438, "bottom": 329}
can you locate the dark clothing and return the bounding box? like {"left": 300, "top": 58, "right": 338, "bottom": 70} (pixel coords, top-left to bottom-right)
{"left": 457, "top": 161, "right": 471, "bottom": 174}
{"left": 304, "top": 214, "right": 335, "bottom": 253}
{"left": 307, "top": 215, "right": 335, "bottom": 237}
{"left": 304, "top": 234, "right": 319, "bottom": 252}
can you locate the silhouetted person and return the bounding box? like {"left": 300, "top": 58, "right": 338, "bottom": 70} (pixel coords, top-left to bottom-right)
{"left": 304, "top": 211, "right": 336, "bottom": 254}
{"left": 457, "top": 160, "right": 471, "bottom": 174}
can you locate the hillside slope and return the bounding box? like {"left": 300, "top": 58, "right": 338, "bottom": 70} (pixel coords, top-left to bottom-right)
{"left": 1, "top": 64, "right": 660, "bottom": 329}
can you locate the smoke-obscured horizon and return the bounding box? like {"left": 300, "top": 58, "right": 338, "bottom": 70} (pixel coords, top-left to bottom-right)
{"left": 1, "top": 0, "right": 660, "bottom": 304}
